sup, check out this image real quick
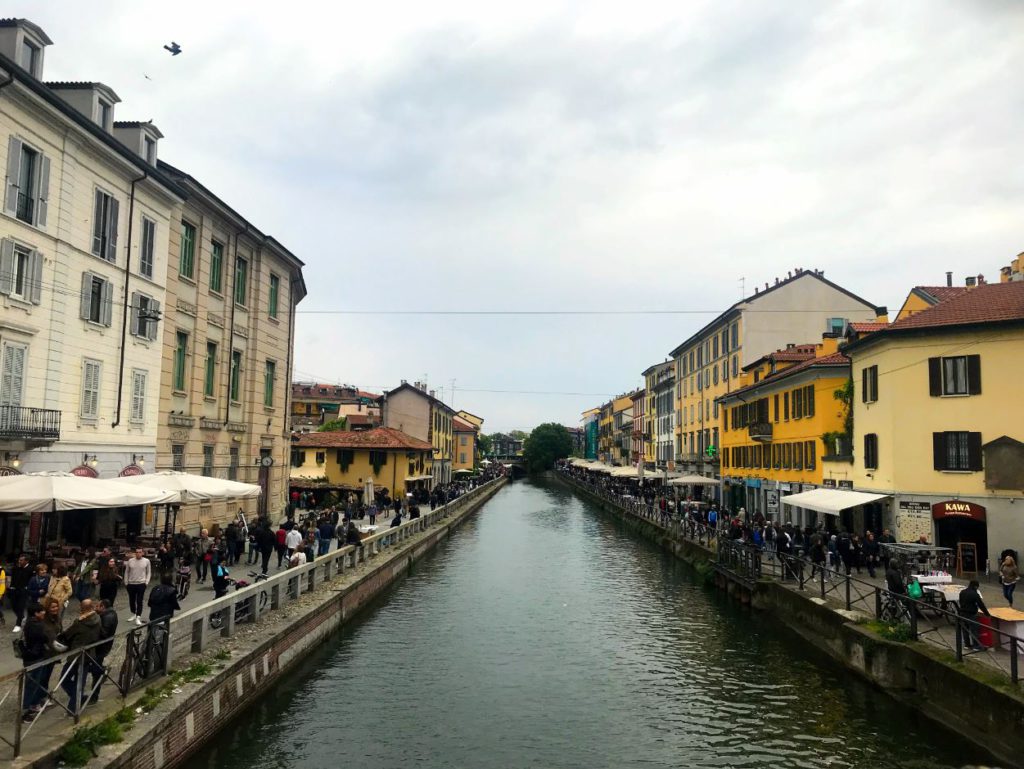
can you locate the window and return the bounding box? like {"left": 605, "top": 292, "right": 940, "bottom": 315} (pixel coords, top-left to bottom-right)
{"left": 722, "top": 361, "right": 728, "bottom": 381}
{"left": 209, "top": 241, "right": 223, "bottom": 294}
{"left": 731, "top": 355, "right": 738, "bottom": 378}
{"left": 805, "top": 385, "right": 815, "bottom": 417}
{"left": 712, "top": 336, "right": 719, "bottom": 359}
{"left": 20, "top": 39, "right": 39, "bottom": 76}
{"left": 172, "top": 444, "right": 185, "bottom": 472}
{"left": 930, "top": 355, "right": 980, "bottom": 397}
{"left": 460, "top": 435, "right": 467, "bottom": 446}
{"left": 81, "top": 359, "right": 101, "bottom": 419}
{"left": 793, "top": 388, "right": 803, "bottom": 419}
{"left": 864, "top": 433, "right": 878, "bottom": 469}
{"left": 933, "top": 431, "right": 982, "bottom": 472}
{"left": 268, "top": 273, "right": 280, "bottom": 318}
{"left": 228, "top": 447, "right": 239, "bottom": 480}
{"left": 783, "top": 392, "right": 790, "bottom": 420}
{"left": 783, "top": 443, "right": 792, "bottom": 469}
{"left": 794, "top": 442, "right": 803, "bottom": 470}
{"left": 234, "top": 257, "right": 248, "bottom": 306}
{"left": 264, "top": 360, "right": 276, "bottom": 407}
{"left": 144, "top": 136, "right": 156, "bottom": 165}
{"left": 730, "top": 323, "right": 738, "bottom": 349}
{"left": 828, "top": 317, "right": 846, "bottom": 335}
{"left": 773, "top": 394, "right": 780, "bottom": 423}
{"left": 97, "top": 99, "right": 112, "bottom": 130}
{"left": 80, "top": 273, "right": 113, "bottom": 326}
{"left": 0, "top": 342, "right": 26, "bottom": 407}
{"left": 712, "top": 366, "right": 718, "bottom": 386}
{"left": 315, "top": 451, "right": 326, "bottom": 465}
{"left": 173, "top": 332, "right": 188, "bottom": 391}
{"left": 129, "top": 369, "right": 147, "bottom": 424}
{"left": 0, "top": 241, "right": 41, "bottom": 304}
{"left": 805, "top": 440, "right": 816, "bottom": 469}
{"left": 130, "top": 292, "right": 160, "bottom": 340}
{"left": 230, "top": 350, "right": 242, "bottom": 401}
{"left": 139, "top": 217, "right": 155, "bottom": 278}
{"left": 91, "top": 190, "right": 119, "bottom": 261}
{"left": 4, "top": 138, "right": 49, "bottom": 227}
{"left": 862, "top": 365, "right": 878, "bottom": 403}
{"left": 290, "top": 449, "right": 304, "bottom": 468}
{"left": 202, "top": 445, "right": 214, "bottom": 476}
{"left": 179, "top": 221, "right": 196, "bottom": 279}
{"left": 204, "top": 342, "right": 217, "bottom": 397}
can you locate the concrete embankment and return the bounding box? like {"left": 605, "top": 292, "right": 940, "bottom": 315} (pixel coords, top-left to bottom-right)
{"left": 25, "top": 478, "right": 507, "bottom": 769}
{"left": 553, "top": 472, "right": 1024, "bottom": 768}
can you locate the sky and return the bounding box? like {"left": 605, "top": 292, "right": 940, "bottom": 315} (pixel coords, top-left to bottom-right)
{"left": 12, "top": 1, "right": 1024, "bottom": 432}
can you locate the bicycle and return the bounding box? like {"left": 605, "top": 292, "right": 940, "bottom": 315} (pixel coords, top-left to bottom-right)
{"left": 880, "top": 591, "right": 912, "bottom": 625}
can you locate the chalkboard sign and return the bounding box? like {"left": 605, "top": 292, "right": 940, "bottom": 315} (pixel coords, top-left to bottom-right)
{"left": 957, "top": 542, "right": 978, "bottom": 577}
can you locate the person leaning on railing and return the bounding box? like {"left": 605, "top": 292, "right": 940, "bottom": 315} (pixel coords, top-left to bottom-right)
{"left": 958, "top": 580, "right": 991, "bottom": 651}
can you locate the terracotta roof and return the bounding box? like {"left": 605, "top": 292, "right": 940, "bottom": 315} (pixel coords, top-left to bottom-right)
{"left": 848, "top": 321, "right": 888, "bottom": 333}
{"left": 915, "top": 285, "right": 970, "bottom": 305}
{"left": 453, "top": 418, "right": 476, "bottom": 433}
{"left": 885, "top": 281, "right": 1024, "bottom": 332}
{"left": 345, "top": 414, "right": 373, "bottom": 425}
{"left": 720, "top": 352, "right": 850, "bottom": 402}
{"left": 294, "top": 427, "right": 431, "bottom": 451}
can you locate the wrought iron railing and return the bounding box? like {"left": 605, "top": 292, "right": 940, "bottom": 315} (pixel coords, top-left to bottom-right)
{"left": 0, "top": 406, "right": 61, "bottom": 441}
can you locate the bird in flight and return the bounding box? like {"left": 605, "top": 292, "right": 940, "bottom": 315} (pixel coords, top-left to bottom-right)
{"left": 163, "top": 42, "right": 182, "bottom": 56}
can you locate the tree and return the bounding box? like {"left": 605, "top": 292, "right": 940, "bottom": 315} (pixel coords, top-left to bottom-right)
{"left": 318, "top": 417, "right": 348, "bottom": 432}
{"left": 477, "top": 433, "right": 493, "bottom": 455}
{"left": 522, "top": 423, "right": 572, "bottom": 473}
{"left": 509, "top": 429, "right": 529, "bottom": 441}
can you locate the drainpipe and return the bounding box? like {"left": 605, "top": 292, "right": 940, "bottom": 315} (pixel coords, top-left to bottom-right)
{"left": 112, "top": 171, "right": 147, "bottom": 428}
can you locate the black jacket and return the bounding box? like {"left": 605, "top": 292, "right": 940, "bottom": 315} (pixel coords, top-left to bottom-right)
{"left": 959, "top": 586, "right": 989, "bottom": 617}
{"left": 61, "top": 612, "right": 102, "bottom": 649}
{"left": 97, "top": 610, "right": 118, "bottom": 656}
{"left": 148, "top": 584, "right": 181, "bottom": 621}
{"left": 10, "top": 564, "right": 32, "bottom": 591}
{"left": 21, "top": 616, "right": 50, "bottom": 664}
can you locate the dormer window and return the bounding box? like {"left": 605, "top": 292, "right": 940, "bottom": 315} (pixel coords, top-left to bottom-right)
{"left": 144, "top": 135, "right": 156, "bottom": 164}
{"left": 97, "top": 98, "right": 113, "bottom": 130}
{"left": 21, "top": 38, "right": 39, "bottom": 76}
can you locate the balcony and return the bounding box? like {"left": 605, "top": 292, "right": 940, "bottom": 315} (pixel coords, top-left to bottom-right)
{"left": 749, "top": 422, "right": 773, "bottom": 442}
{"left": 0, "top": 405, "right": 61, "bottom": 443}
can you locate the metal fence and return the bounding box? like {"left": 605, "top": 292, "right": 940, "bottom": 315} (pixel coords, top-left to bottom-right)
{"left": 0, "top": 477, "right": 503, "bottom": 759}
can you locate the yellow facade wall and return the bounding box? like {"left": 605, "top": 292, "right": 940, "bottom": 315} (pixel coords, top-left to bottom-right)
{"left": 291, "top": 447, "right": 433, "bottom": 500}
{"left": 453, "top": 431, "right": 476, "bottom": 470}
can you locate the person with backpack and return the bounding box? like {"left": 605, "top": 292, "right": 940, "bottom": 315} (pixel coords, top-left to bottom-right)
{"left": 148, "top": 573, "right": 181, "bottom": 622}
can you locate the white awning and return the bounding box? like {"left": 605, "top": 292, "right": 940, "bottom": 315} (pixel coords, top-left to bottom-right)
{"left": 781, "top": 488, "right": 890, "bottom": 515}
{"left": 110, "top": 471, "right": 261, "bottom": 503}
{"left": 668, "top": 474, "right": 721, "bottom": 486}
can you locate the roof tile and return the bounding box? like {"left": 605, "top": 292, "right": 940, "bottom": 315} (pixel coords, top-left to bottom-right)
{"left": 887, "top": 281, "right": 1024, "bottom": 332}
{"left": 294, "top": 427, "right": 431, "bottom": 451}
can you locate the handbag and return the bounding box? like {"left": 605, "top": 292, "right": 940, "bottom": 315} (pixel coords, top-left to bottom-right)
{"left": 907, "top": 579, "right": 923, "bottom": 600}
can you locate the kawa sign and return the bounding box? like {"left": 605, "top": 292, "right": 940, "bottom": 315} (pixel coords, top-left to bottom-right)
{"left": 931, "top": 500, "right": 986, "bottom": 521}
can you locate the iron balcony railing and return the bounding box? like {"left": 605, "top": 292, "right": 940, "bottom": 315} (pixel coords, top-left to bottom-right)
{"left": 0, "top": 406, "right": 61, "bottom": 441}
{"left": 749, "top": 422, "right": 773, "bottom": 442}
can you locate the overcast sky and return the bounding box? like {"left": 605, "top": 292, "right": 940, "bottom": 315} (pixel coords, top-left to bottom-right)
{"left": 15, "top": 1, "right": 1024, "bottom": 432}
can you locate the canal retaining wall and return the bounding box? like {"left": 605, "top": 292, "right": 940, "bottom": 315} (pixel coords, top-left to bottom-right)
{"left": 554, "top": 472, "right": 1024, "bottom": 768}
{"left": 33, "top": 478, "right": 507, "bottom": 769}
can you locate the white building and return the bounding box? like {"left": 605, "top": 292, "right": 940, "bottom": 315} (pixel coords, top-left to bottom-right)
{"left": 0, "top": 19, "right": 184, "bottom": 549}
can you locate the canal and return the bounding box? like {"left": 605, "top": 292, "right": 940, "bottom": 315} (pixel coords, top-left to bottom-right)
{"left": 195, "top": 478, "right": 981, "bottom": 769}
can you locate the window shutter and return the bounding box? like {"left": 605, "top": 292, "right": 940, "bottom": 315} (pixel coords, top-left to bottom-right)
{"left": 29, "top": 250, "right": 42, "bottom": 305}
{"left": 967, "top": 432, "right": 983, "bottom": 471}
{"left": 966, "top": 355, "right": 981, "bottom": 395}
{"left": 80, "top": 272, "right": 92, "bottom": 320}
{"left": 35, "top": 155, "right": 50, "bottom": 227}
{"left": 0, "top": 239, "right": 15, "bottom": 296}
{"left": 932, "top": 432, "right": 945, "bottom": 470}
{"left": 928, "top": 357, "right": 941, "bottom": 396}
{"left": 129, "top": 291, "right": 141, "bottom": 336}
{"left": 92, "top": 192, "right": 104, "bottom": 255}
{"left": 861, "top": 368, "right": 868, "bottom": 402}
{"left": 4, "top": 137, "right": 22, "bottom": 216}
{"left": 1, "top": 344, "right": 25, "bottom": 407}
{"left": 147, "top": 299, "right": 160, "bottom": 341}
{"left": 100, "top": 279, "right": 113, "bottom": 326}
{"left": 106, "top": 197, "right": 119, "bottom": 262}
{"left": 806, "top": 385, "right": 815, "bottom": 416}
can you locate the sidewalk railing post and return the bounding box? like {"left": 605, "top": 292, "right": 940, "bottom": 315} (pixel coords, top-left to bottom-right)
{"left": 909, "top": 602, "right": 919, "bottom": 640}
{"left": 874, "top": 587, "right": 882, "bottom": 619}
{"left": 955, "top": 614, "right": 963, "bottom": 662}
{"left": 845, "top": 575, "right": 852, "bottom": 611}
{"left": 1012, "top": 638, "right": 1019, "bottom": 683}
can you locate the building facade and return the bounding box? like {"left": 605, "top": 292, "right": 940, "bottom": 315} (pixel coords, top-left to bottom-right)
{"left": 0, "top": 21, "right": 186, "bottom": 550}
{"left": 380, "top": 381, "right": 454, "bottom": 486}
{"left": 630, "top": 389, "right": 645, "bottom": 466}
{"left": 847, "top": 281, "right": 1024, "bottom": 571}
{"left": 671, "top": 269, "right": 882, "bottom": 498}
{"left": 453, "top": 417, "right": 477, "bottom": 470}
{"left": 155, "top": 163, "right": 305, "bottom": 532}
{"left": 290, "top": 382, "right": 380, "bottom": 432}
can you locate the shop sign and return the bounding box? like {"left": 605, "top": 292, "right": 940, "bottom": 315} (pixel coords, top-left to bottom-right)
{"left": 778, "top": 483, "right": 791, "bottom": 492}
{"left": 766, "top": 490, "right": 779, "bottom": 514}
{"left": 0, "top": 466, "right": 22, "bottom": 476}
{"left": 932, "top": 500, "right": 986, "bottom": 521}
{"left": 71, "top": 464, "right": 99, "bottom": 478}
{"left": 745, "top": 478, "right": 761, "bottom": 488}
{"left": 822, "top": 478, "right": 837, "bottom": 488}
{"left": 119, "top": 464, "right": 145, "bottom": 477}
{"left": 899, "top": 500, "right": 930, "bottom": 514}
{"left": 838, "top": 480, "right": 854, "bottom": 490}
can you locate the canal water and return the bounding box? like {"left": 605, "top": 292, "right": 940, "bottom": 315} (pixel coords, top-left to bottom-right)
{"left": 195, "top": 479, "right": 982, "bottom": 769}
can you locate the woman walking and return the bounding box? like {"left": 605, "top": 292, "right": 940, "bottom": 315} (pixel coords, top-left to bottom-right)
{"left": 1000, "top": 555, "right": 1019, "bottom": 606}
{"left": 46, "top": 566, "right": 73, "bottom": 622}
{"left": 98, "top": 556, "right": 122, "bottom": 607}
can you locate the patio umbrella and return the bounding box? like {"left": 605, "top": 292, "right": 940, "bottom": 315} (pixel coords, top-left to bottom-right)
{"left": 453, "top": 468, "right": 473, "bottom": 475}
{"left": 0, "top": 472, "right": 178, "bottom": 513}
{"left": 110, "top": 471, "right": 261, "bottom": 503}
{"left": 364, "top": 477, "right": 375, "bottom": 504}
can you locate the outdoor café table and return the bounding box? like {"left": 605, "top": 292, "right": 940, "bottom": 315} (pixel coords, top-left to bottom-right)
{"left": 987, "top": 607, "right": 1024, "bottom": 651}
{"left": 912, "top": 574, "right": 953, "bottom": 585}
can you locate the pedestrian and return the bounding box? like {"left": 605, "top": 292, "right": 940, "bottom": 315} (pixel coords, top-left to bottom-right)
{"left": 147, "top": 573, "right": 181, "bottom": 623}
{"left": 10, "top": 553, "right": 32, "bottom": 632}
{"left": 98, "top": 555, "right": 122, "bottom": 607}
{"left": 27, "top": 563, "right": 51, "bottom": 605}
{"left": 124, "top": 548, "right": 151, "bottom": 626}
{"left": 257, "top": 525, "right": 276, "bottom": 575}
{"left": 247, "top": 530, "right": 259, "bottom": 565}
{"left": 958, "top": 579, "right": 990, "bottom": 651}
{"left": 87, "top": 600, "right": 118, "bottom": 706}
{"left": 863, "top": 531, "right": 880, "bottom": 579}
{"left": 288, "top": 547, "right": 307, "bottom": 568}
{"left": 368, "top": 502, "right": 378, "bottom": 526}
{"left": 19, "top": 603, "right": 55, "bottom": 722}
{"left": 156, "top": 542, "right": 175, "bottom": 577}
{"left": 73, "top": 549, "right": 98, "bottom": 603}
{"left": 176, "top": 546, "right": 193, "bottom": 601}
{"left": 1000, "top": 555, "right": 1019, "bottom": 606}
{"left": 809, "top": 531, "right": 826, "bottom": 579}
{"left": 173, "top": 527, "right": 191, "bottom": 563}
{"left": 285, "top": 526, "right": 302, "bottom": 559}
{"left": 317, "top": 518, "right": 335, "bottom": 557}
{"left": 58, "top": 599, "right": 102, "bottom": 714}
{"left": 0, "top": 559, "right": 6, "bottom": 628}
{"left": 212, "top": 561, "right": 231, "bottom": 599}
{"left": 275, "top": 525, "right": 288, "bottom": 569}
{"left": 224, "top": 521, "right": 239, "bottom": 566}
{"left": 46, "top": 566, "right": 72, "bottom": 622}
{"left": 195, "top": 529, "right": 211, "bottom": 584}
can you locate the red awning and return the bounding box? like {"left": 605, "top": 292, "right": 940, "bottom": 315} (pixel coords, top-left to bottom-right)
{"left": 931, "top": 500, "right": 986, "bottom": 521}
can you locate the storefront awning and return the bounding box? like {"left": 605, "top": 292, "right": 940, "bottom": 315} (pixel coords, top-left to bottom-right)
{"left": 405, "top": 475, "right": 433, "bottom": 482}
{"left": 781, "top": 488, "right": 890, "bottom": 515}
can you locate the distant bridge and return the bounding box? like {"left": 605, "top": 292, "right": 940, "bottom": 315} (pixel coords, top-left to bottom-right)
{"left": 487, "top": 454, "right": 527, "bottom": 478}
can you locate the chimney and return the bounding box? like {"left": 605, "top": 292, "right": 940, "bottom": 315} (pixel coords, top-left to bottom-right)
{"left": 774, "top": 277, "right": 780, "bottom": 285}
{"left": 946, "top": 271, "right": 952, "bottom": 287}
{"left": 429, "top": 390, "right": 436, "bottom": 398}
{"left": 965, "top": 276, "right": 977, "bottom": 287}
{"left": 977, "top": 274, "right": 985, "bottom": 285}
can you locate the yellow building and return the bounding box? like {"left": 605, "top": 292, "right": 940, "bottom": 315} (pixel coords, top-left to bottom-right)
{"left": 670, "top": 269, "right": 882, "bottom": 499}
{"left": 381, "top": 382, "right": 455, "bottom": 485}
{"left": 611, "top": 392, "right": 637, "bottom": 466}
{"left": 456, "top": 410, "right": 484, "bottom": 429}
{"left": 640, "top": 366, "right": 658, "bottom": 466}
{"left": 1000, "top": 253, "right": 1022, "bottom": 283}
{"left": 894, "top": 283, "right": 968, "bottom": 321}
{"left": 597, "top": 400, "right": 614, "bottom": 463}
{"left": 718, "top": 337, "right": 849, "bottom": 524}
{"left": 290, "top": 427, "right": 433, "bottom": 501}
{"left": 453, "top": 417, "right": 478, "bottom": 471}
{"left": 846, "top": 281, "right": 1024, "bottom": 569}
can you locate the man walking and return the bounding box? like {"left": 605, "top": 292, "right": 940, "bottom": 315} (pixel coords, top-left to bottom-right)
{"left": 87, "top": 599, "right": 118, "bottom": 706}
{"left": 59, "top": 599, "right": 102, "bottom": 714}
{"left": 317, "top": 518, "right": 335, "bottom": 558}
{"left": 959, "top": 580, "right": 991, "bottom": 651}
{"left": 10, "top": 554, "right": 32, "bottom": 632}
{"left": 124, "top": 549, "right": 151, "bottom": 625}
{"left": 285, "top": 526, "right": 302, "bottom": 561}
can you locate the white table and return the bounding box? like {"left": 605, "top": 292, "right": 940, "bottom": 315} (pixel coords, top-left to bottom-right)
{"left": 913, "top": 574, "right": 953, "bottom": 585}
